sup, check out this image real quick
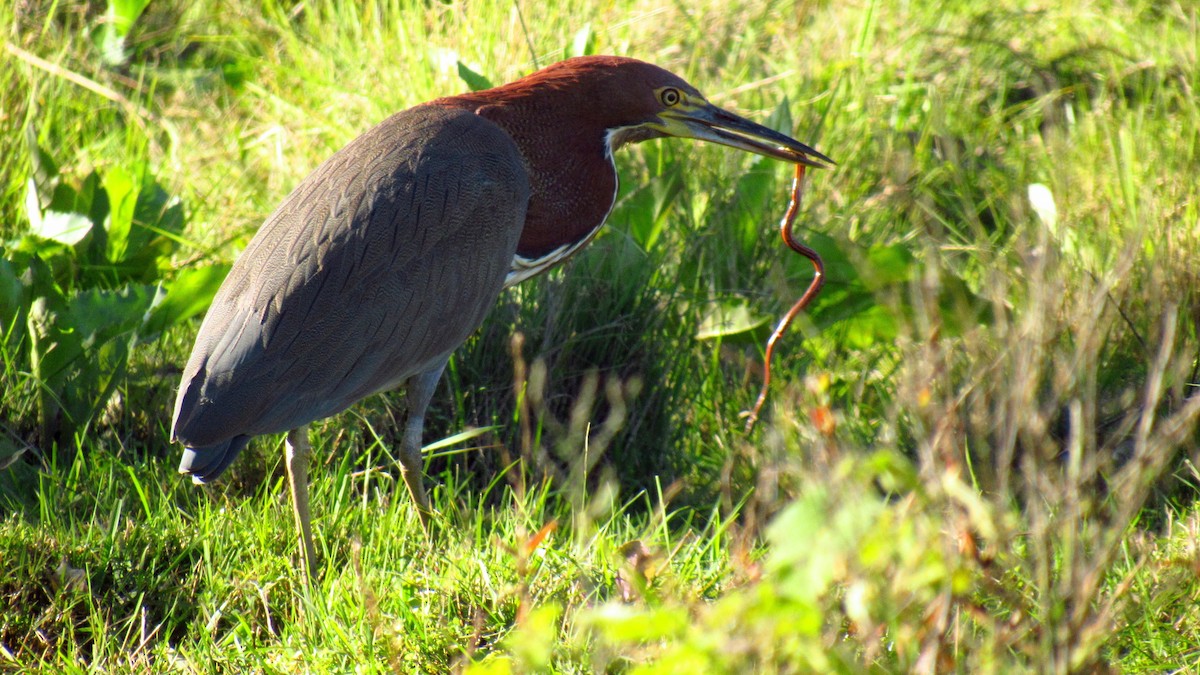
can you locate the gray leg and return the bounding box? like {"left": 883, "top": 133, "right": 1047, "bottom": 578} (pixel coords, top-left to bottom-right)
{"left": 285, "top": 425, "right": 317, "bottom": 580}
{"left": 400, "top": 360, "right": 447, "bottom": 530}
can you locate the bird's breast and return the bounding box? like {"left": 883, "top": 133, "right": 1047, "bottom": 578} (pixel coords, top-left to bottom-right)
{"left": 461, "top": 98, "right": 622, "bottom": 285}
{"left": 503, "top": 157, "right": 618, "bottom": 286}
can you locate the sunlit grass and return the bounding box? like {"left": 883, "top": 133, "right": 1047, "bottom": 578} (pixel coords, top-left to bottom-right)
{"left": 2, "top": 0, "right": 1200, "bottom": 671}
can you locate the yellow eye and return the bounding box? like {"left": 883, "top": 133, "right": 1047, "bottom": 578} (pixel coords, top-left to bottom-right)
{"left": 660, "top": 88, "right": 682, "bottom": 106}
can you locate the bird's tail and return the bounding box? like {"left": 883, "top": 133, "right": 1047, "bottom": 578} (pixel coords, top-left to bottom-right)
{"left": 179, "top": 435, "right": 252, "bottom": 484}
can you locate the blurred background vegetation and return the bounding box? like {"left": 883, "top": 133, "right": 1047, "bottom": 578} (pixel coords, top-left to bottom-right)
{"left": 2, "top": 0, "right": 1199, "bottom": 671}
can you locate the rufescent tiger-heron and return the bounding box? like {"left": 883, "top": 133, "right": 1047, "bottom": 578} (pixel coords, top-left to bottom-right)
{"left": 172, "top": 55, "right": 832, "bottom": 579}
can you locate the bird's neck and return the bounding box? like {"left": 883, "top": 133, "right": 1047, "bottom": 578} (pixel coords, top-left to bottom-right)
{"left": 433, "top": 96, "right": 620, "bottom": 280}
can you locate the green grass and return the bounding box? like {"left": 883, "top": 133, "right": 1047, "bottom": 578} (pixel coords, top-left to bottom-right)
{"left": 3, "top": 0, "right": 1200, "bottom": 671}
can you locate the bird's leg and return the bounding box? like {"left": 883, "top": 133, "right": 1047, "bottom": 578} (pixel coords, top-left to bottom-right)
{"left": 400, "top": 361, "right": 447, "bottom": 531}
{"left": 285, "top": 425, "right": 318, "bottom": 581}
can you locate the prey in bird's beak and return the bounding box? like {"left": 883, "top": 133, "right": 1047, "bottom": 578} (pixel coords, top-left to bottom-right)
{"left": 643, "top": 85, "right": 833, "bottom": 429}
{"left": 654, "top": 94, "right": 834, "bottom": 169}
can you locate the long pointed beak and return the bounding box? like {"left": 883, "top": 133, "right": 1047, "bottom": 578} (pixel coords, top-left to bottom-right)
{"left": 661, "top": 102, "right": 834, "bottom": 168}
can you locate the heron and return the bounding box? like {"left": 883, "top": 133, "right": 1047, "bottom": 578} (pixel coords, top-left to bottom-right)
{"left": 172, "top": 55, "right": 832, "bottom": 578}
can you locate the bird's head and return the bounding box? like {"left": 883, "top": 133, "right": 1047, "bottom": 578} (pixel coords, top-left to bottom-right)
{"left": 480, "top": 56, "right": 833, "bottom": 168}
{"left": 440, "top": 56, "right": 833, "bottom": 263}
{"left": 454, "top": 56, "right": 832, "bottom": 168}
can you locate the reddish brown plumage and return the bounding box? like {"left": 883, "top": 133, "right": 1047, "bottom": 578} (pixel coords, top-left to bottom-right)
{"left": 435, "top": 56, "right": 701, "bottom": 260}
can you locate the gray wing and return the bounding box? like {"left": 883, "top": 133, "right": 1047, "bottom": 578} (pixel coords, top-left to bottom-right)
{"left": 172, "top": 104, "right": 529, "bottom": 448}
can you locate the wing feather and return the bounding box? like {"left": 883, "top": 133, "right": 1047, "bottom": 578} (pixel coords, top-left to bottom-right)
{"left": 173, "top": 105, "right": 529, "bottom": 447}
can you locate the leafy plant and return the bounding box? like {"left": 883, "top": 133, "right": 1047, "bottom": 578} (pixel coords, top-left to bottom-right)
{"left": 2, "top": 131, "right": 226, "bottom": 448}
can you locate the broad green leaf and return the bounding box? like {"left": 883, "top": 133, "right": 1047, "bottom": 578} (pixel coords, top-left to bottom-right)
{"left": 862, "top": 243, "right": 914, "bottom": 289}
{"left": 25, "top": 167, "right": 100, "bottom": 247}
{"left": 31, "top": 210, "right": 93, "bottom": 246}
{"left": 24, "top": 178, "right": 42, "bottom": 231}
{"left": 32, "top": 284, "right": 155, "bottom": 383}
{"left": 620, "top": 166, "right": 682, "bottom": 250}
{"left": 731, "top": 160, "right": 778, "bottom": 256}
{"left": 134, "top": 181, "right": 185, "bottom": 238}
{"left": 456, "top": 61, "right": 493, "bottom": 91}
{"left": 696, "top": 300, "right": 769, "bottom": 339}
{"left": 110, "top": 180, "right": 186, "bottom": 283}
{"left": 837, "top": 304, "right": 898, "bottom": 348}
{"left": 27, "top": 293, "right": 78, "bottom": 436}
{"left": 104, "top": 165, "right": 139, "bottom": 263}
{"left": 24, "top": 159, "right": 88, "bottom": 230}
{"left": 143, "top": 263, "right": 230, "bottom": 336}
{"left": 764, "top": 97, "right": 795, "bottom": 137}
{"left": 0, "top": 257, "right": 26, "bottom": 343}
{"left": 779, "top": 230, "right": 857, "bottom": 294}
{"left": 24, "top": 126, "right": 59, "bottom": 206}
{"left": 97, "top": 0, "right": 151, "bottom": 65}
{"left": 108, "top": 0, "right": 152, "bottom": 35}
{"left": 11, "top": 236, "right": 76, "bottom": 293}
{"left": 570, "top": 23, "right": 595, "bottom": 58}
{"left": 78, "top": 171, "right": 104, "bottom": 224}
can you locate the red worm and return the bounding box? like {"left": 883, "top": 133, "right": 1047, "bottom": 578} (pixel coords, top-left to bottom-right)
{"left": 743, "top": 163, "right": 824, "bottom": 432}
